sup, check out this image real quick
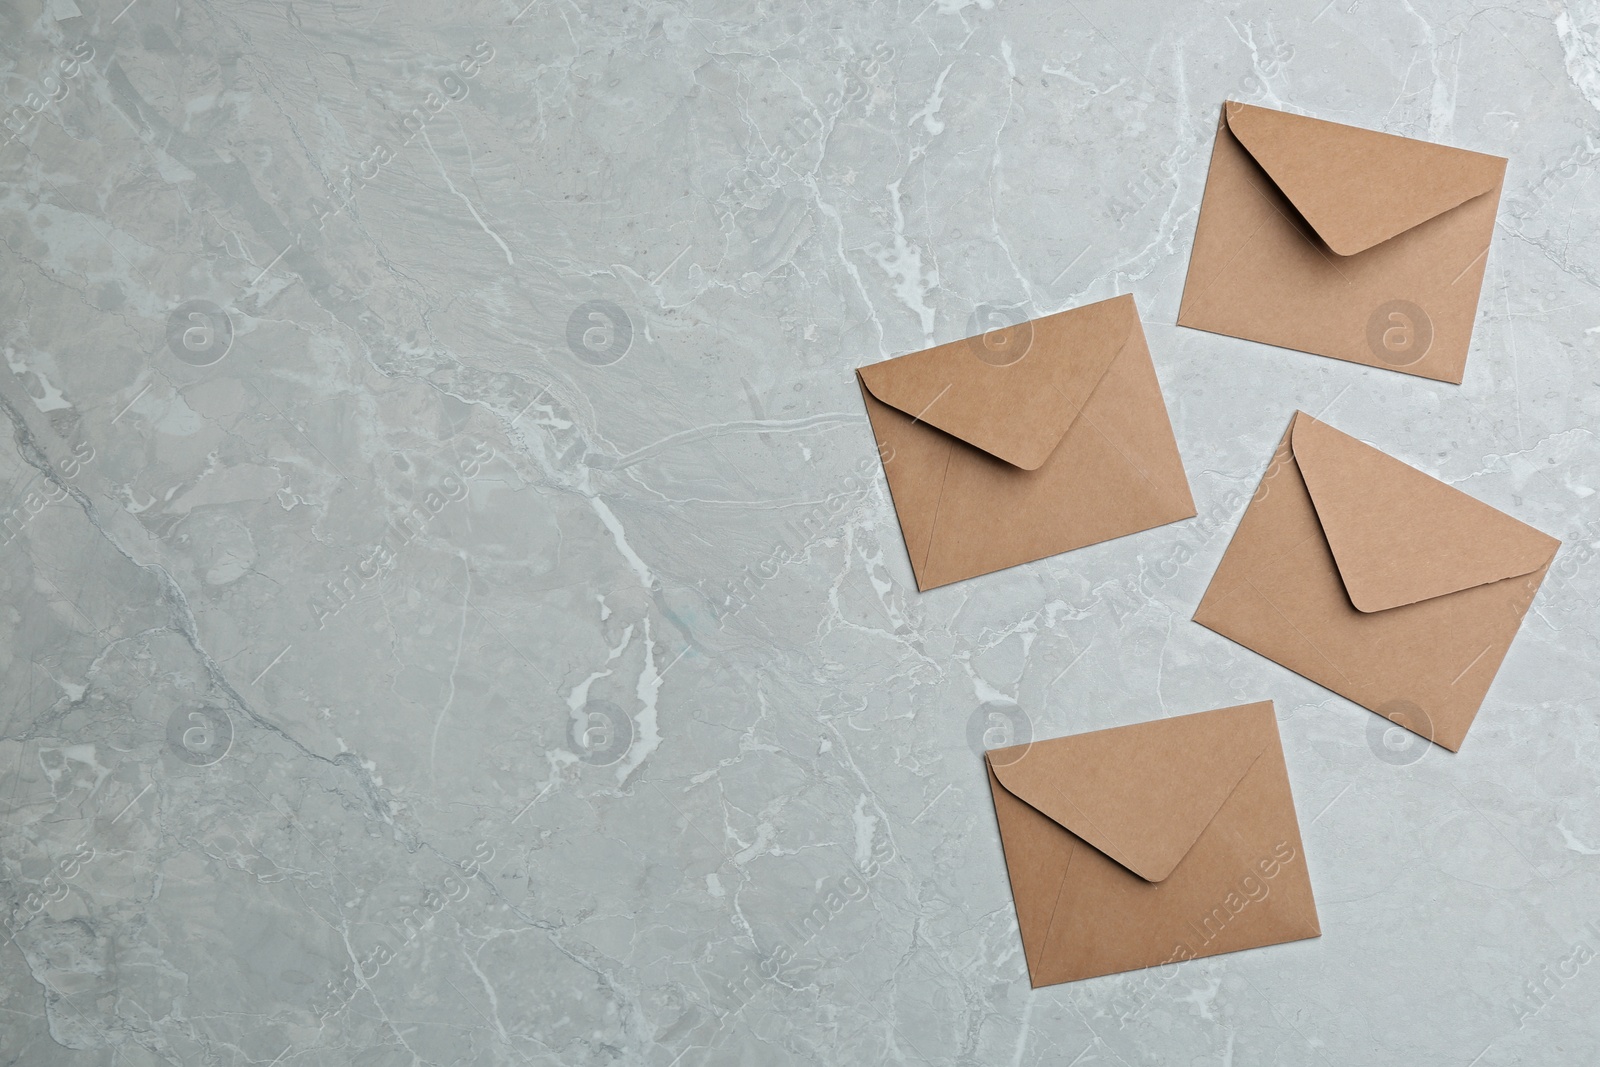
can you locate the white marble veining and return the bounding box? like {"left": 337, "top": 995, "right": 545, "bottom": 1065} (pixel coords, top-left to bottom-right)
{"left": 1, "top": 0, "right": 1599, "bottom": 1064}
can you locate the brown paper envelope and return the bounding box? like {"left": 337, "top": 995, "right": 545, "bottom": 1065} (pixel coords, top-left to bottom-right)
{"left": 857, "top": 294, "right": 1195, "bottom": 591}
{"left": 985, "top": 701, "right": 1320, "bottom": 987}
{"left": 1178, "top": 101, "right": 1506, "bottom": 384}
{"left": 1195, "top": 412, "right": 1560, "bottom": 751}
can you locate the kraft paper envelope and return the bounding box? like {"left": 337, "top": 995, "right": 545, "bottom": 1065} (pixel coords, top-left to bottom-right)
{"left": 857, "top": 294, "right": 1194, "bottom": 591}
{"left": 985, "top": 701, "right": 1320, "bottom": 988}
{"left": 1179, "top": 101, "right": 1506, "bottom": 383}
{"left": 1196, "top": 412, "right": 1560, "bottom": 751}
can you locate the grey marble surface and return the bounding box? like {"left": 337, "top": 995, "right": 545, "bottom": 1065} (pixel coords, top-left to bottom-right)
{"left": 1, "top": 0, "right": 1598, "bottom": 1064}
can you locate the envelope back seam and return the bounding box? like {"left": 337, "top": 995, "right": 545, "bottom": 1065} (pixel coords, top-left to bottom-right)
{"left": 918, "top": 441, "right": 956, "bottom": 581}
{"left": 1036, "top": 833, "right": 1078, "bottom": 978}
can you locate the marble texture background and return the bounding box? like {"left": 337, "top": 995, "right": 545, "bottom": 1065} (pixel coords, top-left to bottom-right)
{"left": 1, "top": 0, "right": 1598, "bottom": 1064}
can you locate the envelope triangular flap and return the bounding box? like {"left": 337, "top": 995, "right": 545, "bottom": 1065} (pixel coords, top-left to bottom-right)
{"left": 987, "top": 702, "right": 1275, "bottom": 883}
{"left": 1290, "top": 413, "right": 1560, "bottom": 613}
{"left": 1224, "top": 102, "right": 1506, "bottom": 257}
{"left": 855, "top": 295, "right": 1137, "bottom": 471}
